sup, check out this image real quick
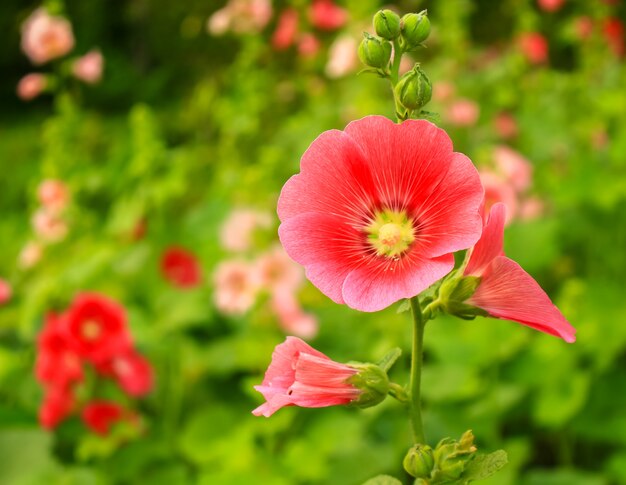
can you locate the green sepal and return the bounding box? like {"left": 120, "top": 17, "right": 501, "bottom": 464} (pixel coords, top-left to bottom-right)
{"left": 347, "top": 362, "right": 389, "bottom": 409}
{"left": 377, "top": 347, "right": 402, "bottom": 372}
{"left": 362, "top": 475, "right": 403, "bottom": 485}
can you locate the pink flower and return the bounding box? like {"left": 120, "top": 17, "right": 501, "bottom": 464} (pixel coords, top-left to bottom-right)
{"left": 445, "top": 99, "right": 480, "bottom": 127}
{"left": 0, "top": 278, "right": 11, "bottom": 306}
{"left": 493, "top": 112, "right": 518, "bottom": 140}
{"left": 38, "top": 179, "right": 69, "bottom": 214}
{"left": 31, "top": 209, "right": 68, "bottom": 242}
{"left": 96, "top": 350, "right": 154, "bottom": 397}
{"left": 519, "top": 32, "right": 549, "bottom": 64}
{"left": 256, "top": 245, "right": 304, "bottom": 294}
{"left": 493, "top": 145, "right": 533, "bottom": 193}
{"left": 433, "top": 81, "right": 455, "bottom": 102}
{"left": 325, "top": 35, "right": 358, "bottom": 78}
{"left": 519, "top": 196, "right": 545, "bottom": 221}
{"left": 537, "top": 0, "right": 565, "bottom": 12}
{"left": 463, "top": 203, "right": 576, "bottom": 342}
{"left": 309, "top": 0, "right": 348, "bottom": 31}
{"left": 298, "top": 33, "right": 321, "bottom": 58}
{"left": 21, "top": 8, "right": 75, "bottom": 65}
{"left": 252, "top": 337, "right": 361, "bottom": 417}
{"left": 575, "top": 16, "right": 594, "bottom": 41}
{"left": 19, "top": 241, "right": 43, "bottom": 269}
{"left": 161, "top": 246, "right": 203, "bottom": 288}
{"left": 220, "top": 209, "right": 272, "bottom": 252}
{"left": 72, "top": 50, "right": 104, "bottom": 84}
{"left": 207, "top": 8, "right": 231, "bottom": 35}
{"left": 208, "top": 0, "right": 272, "bottom": 35}
{"left": 273, "top": 8, "right": 299, "bottom": 50}
{"left": 271, "top": 290, "right": 319, "bottom": 339}
{"left": 479, "top": 171, "right": 518, "bottom": 225}
{"left": 17, "top": 73, "right": 47, "bottom": 101}
{"left": 213, "top": 260, "right": 259, "bottom": 314}
{"left": 278, "top": 115, "right": 484, "bottom": 312}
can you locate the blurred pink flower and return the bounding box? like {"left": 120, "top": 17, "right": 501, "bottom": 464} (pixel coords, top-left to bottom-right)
{"left": 309, "top": 0, "right": 348, "bottom": 31}
{"left": 220, "top": 208, "right": 272, "bottom": 252}
{"left": 445, "top": 99, "right": 480, "bottom": 126}
{"left": 325, "top": 35, "right": 358, "bottom": 78}
{"left": 537, "top": 0, "right": 565, "bottom": 12}
{"left": 21, "top": 8, "right": 74, "bottom": 65}
{"left": 591, "top": 129, "right": 609, "bottom": 150}
{"left": 252, "top": 336, "right": 361, "bottom": 417}
{"left": 433, "top": 81, "right": 455, "bottom": 102}
{"left": 494, "top": 112, "right": 518, "bottom": 139}
{"left": 519, "top": 32, "right": 549, "bottom": 64}
{"left": 0, "top": 278, "right": 11, "bottom": 306}
{"left": 208, "top": 0, "right": 272, "bottom": 35}
{"left": 463, "top": 203, "right": 576, "bottom": 343}
{"left": 16, "top": 73, "right": 47, "bottom": 101}
{"left": 271, "top": 290, "right": 319, "bottom": 339}
{"left": 603, "top": 17, "right": 625, "bottom": 57}
{"left": 256, "top": 245, "right": 304, "bottom": 294}
{"left": 19, "top": 241, "right": 43, "bottom": 269}
{"left": 214, "top": 260, "right": 259, "bottom": 315}
{"left": 493, "top": 145, "right": 533, "bottom": 193}
{"left": 519, "top": 196, "right": 545, "bottom": 221}
{"left": 32, "top": 209, "right": 68, "bottom": 242}
{"left": 72, "top": 50, "right": 104, "bottom": 84}
{"left": 273, "top": 8, "right": 299, "bottom": 50}
{"left": 298, "top": 33, "right": 321, "bottom": 58}
{"left": 480, "top": 171, "right": 518, "bottom": 225}
{"left": 207, "top": 8, "right": 231, "bottom": 35}
{"left": 278, "top": 116, "right": 483, "bottom": 312}
{"left": 38, "top": 179, "right": 69, "bottom": 214}
{"left": 575, "top": 16, "right": 594, "bottom": 41}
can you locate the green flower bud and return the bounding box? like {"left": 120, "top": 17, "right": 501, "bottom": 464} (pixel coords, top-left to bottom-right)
{"left": 431, "top": 431, "right": 478, "bottom": 482}
{"left": 373, "top": 10, "right": 401, "bottom": 40}
{"left": 394, "top": 65, "right": 432, "bottom": 111}
{"left": 403, "top": 444, "right": 434, "bottom": 478}
{"left": 438, "top": 273, "right": 489, "bottom": 320}
{"left": 348, "top": 362, "right": 389, "bottom": 409}
{"left": 358, "top": 33, "right": 392, "bottom": 69}
{"left": 401, "top": 11, "right": 431, "bottom": 49}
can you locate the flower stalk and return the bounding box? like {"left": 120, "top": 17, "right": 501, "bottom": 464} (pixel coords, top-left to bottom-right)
{"left": 409, "top": 296, "right": 426, "bottom": 444}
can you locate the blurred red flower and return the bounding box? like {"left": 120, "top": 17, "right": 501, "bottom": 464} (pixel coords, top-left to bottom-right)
{"left": 39, "top": 387, "right": 74, "bottom": 429}
{"left": 81, "top": 401, "right": 126, "bottom": 435}
{"left": 161, "top": 246, "right": 202, "bottom": 288}
{"left": 463, "top": 203, "right": 576, "bottom": 342}
{"left": 252, "top": 337, "right": 360, "bottom": 417}
{"left": 0, "top": 278, "right": 11, "bottom": 306}
{"left": 537, "top": 0, "right": 565, "bottom": 12}
{"left": 65, "top": 293, "right": 132, "bottom": 363}
{"left": 272, "top": 8, "right": 299, "bottom": 50}
{"left": 96, "top": 350, "right": 154, "bottom": 397}
{"left": 603, "top": 18, "right": 625, "bottom": 57}
{"left": 278, "top": 115, "right": 483, "bottom": 312}
{"left": 519, "top": 32, "right": 549, "bottom": 64}
{"left": 308, "top": 0, "right": 347, "bottom": 31}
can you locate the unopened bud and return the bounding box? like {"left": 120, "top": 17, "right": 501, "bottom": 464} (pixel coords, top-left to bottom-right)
{"left": 394, "top": 65, "right": 432, "bottom": 111}
{"left": 401, "top": 11, "right": 430, "bottom": 50}
{"left": 403, "top": 444, "right": 434, "bottom": 478}
{"left": 358, "top": 33, "right": 392, "bottom": 69}
{"left": 438, "top": 273, "right": 488, "bottom": 320}
{"left": 348, "top": 362, "right": 389, "bottom": 408}
{"left": 374, "top": 10, "right": 401, "bottom": 40}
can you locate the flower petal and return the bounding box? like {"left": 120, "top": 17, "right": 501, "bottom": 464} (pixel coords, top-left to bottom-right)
{"left": 468, "top": 256, "right": 576, "bottom": 343}
{"left": 464, "top": 202, "right": 507, "bottom": 276}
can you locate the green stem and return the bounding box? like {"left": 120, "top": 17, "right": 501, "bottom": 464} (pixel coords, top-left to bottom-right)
{"left": 409, "top": 296, "right": 426, "bottom": 444}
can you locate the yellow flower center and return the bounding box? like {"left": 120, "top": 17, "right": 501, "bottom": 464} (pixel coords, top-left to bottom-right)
{"left": 365, "top": 209, "right": 415, "bottom": 258}
{"left": 81, "top": 320, "right": 102, "bottom": 341}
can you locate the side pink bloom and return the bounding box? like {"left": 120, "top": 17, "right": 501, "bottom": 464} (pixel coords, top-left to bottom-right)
{"left": 309, "top": 0, "right": 348, "bottom": 31}
{"left": 464, "top": 203, "right": 576, "bottom": 343}
{"left": 17, "top": 73, "right": 47, "bottom": 101}
{"left": 73, "top": 50, "right": 104, "bottom": 84}
{"left": 252, "top": 336, "right": 360, "bottom": 417}
{"left": 272, "top": 8, "right": 299, "bottom": 50}
{"left": 213, "top": 260, "right": 259, "bottom": 315}
{"left": 219, "top": 209, "right": 272, "bottom": 252}
{"left": 278, "top": 115, "right": 484, "bottom": 312}
{"left": 32, "top": 209, "right": 68, "bottom": 242}
{"left": 256, "top": 245, "right": 304, "bottom": 294}
{"left": 21, "top": 8, "right": 75, "bottom": 65}
{"left": 298, "top": 33, "right": 321, "bottom": 58}
{"left": 445, "top": 99, "right": 480, "bottom": 127}
{"left": 479, "top": 171, "right": 518, "bottom": 225}
{"left": 493, "top": 112, "right": 518, "bottom": 140}
{"left": 493, "top": 145, "right": 533, "bottom": 193}
{"left": 325, "top": 35, "right": 358, "bottom": 78}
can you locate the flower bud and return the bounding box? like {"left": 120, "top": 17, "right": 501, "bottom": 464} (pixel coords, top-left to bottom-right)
{"left": 403, "top": 444, "right": 434, "bottom": 478}
{"left": 373, "top": 10, "right": 401, "bottom": 40}
{"left": 358, "top": 33, "right": 392, "bottom": 69}
{"left": 401, "top": 11, "right": 430, "bottom": 49}
{"left": 438, "top": 273, "right": 488, "bottom": 320}
{"left": 348, "top": 362, "right": 389, "bottom": 408}
{"left": 394, "top": 65, "right": 432, "bottom": 111}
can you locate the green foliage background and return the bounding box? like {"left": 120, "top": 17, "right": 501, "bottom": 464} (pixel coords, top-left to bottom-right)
{"left": 1, "top": 0, "right": 625, "bottom": 483}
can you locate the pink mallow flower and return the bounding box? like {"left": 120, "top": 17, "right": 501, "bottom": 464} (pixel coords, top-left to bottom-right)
{"left": 461, "top": 203, "right": 576, "bottom": 342}
{"left": 21, "top": 8, "right": 75, "bottom": 65}
{"left": 309, "top": 0, "right": 348, "bottom": 32}
{"left": 537, "top": 0, "right": 565, "bottom": 12}
{"left": 38, "top": 179, "right": 69, "bottom": 214}
{"left": 253, "top": 337, "right": 386, "bottom": 417}
{"left": 32, "top": 209, "right": 68, "bottom": 242}
{"left": 493, "top": 112, "right": 518, "bottom": 140}
{"left": 213, "top": 260, "right": 259, "bottom": 315}
{"left": 519, "top": 32, "right": 549, "bottom": 64}
{"left": 278, "top": 115, "right": 484, "bottom": 312}
{"left": 220, "top": 209, "right": 272, "bottom": 252}
{"left": 17, "top": 73, "right": 47, "bottom": 101}
{"left": 256, "top": 245, "right": 304, "bottom": 294}
{"left": 207, "top": 0, "right": 272, "bottom": 35}
{"left": 493, "top": 145, "right": 533, "bottom": 193}
{"left": 445, "top": 99, "right": 480, "bottom": 127}
{"left": 19, "top": 241, "right": 43, "bottom": 269}
{"left": 298, "top": 33, "right": 321, "bottom": 58}
{"left": 72, "top": 50, "right": 104, "bottom": 84}
{"left": 272, "top": 8, "right": 299, "bottom": 50}
{"left": 0, "top": 278, "right": 12, "bottom": 306}
{"left": 479, "top": 171, "right": 518, "bottom": 225}
{"left": 271, "top": 290, "right": 319, "bottom": 339}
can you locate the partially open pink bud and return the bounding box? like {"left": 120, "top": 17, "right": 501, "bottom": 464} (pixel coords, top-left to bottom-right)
{"left": 253, "top": 337, "right": 388, "bottom": 417}
{"left": 21, "top": 8, "right": 75, "bottom": 65}
{"left": 17, "top": 73, "right": 47, "bottom": 101}
{"left": 72, "top": 50, "right": 104, "bottom": 84}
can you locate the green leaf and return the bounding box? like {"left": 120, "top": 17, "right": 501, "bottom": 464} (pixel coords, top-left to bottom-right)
{"left": 396, "top": 299, "right": 411, "bottom": 313}
{"left": 378, "top": 347, "right": 402, "bottom": 372}
{"left": 461, "top": 450, "right": 508, "bottom": 483}
{"left": 362, "top": 475, "right": 403, "bottom": 485}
